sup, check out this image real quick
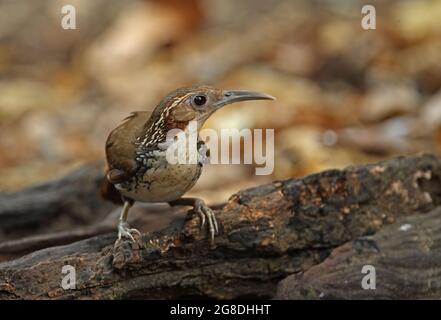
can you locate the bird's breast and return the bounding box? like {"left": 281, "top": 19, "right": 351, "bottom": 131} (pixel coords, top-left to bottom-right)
{"left": 115, "top": 145, "right": 204, "bottom": 203}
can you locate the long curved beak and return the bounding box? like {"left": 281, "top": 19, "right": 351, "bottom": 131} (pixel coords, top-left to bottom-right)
{"left": 215, "top": 90, "right": 276, "bottom": 108}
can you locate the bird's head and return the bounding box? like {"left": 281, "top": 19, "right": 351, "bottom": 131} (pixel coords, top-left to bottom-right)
{"left": 139, "top": 85, "right": 275, "bottom": 147}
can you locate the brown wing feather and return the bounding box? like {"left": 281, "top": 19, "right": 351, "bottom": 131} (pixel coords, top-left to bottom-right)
{"left": 105, "top": 111, "right": 152, "bottom": 179}
{"left": 101, "top": 111, "right": 152, "bottom": 203}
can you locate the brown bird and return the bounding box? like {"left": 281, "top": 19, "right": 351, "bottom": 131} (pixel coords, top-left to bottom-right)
{"left": 101, "top": 85, "right": 275, "bottom": 244}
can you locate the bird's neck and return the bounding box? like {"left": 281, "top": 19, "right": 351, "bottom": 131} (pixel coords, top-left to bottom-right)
{"left": 138, "top": 116, "right": 202, "bottom": 149}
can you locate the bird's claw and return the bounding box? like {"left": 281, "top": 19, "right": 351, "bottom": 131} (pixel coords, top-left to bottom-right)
{"left": 194, "top": 201, "right": 218, "bottom": 245}
{"left": 118, "top": 222, "right": 141, "bottom": 243}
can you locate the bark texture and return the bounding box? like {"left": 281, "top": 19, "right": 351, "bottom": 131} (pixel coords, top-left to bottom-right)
{"left": 275, "top": 208, "right": 441, "bottom": 299}
{"left": 0, "top": 154, "right": 440, "bottom": 299}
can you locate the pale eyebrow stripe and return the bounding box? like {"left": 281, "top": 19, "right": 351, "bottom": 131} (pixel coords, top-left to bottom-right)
{"left": 139, "top": 92, "right": 193, "bottom": 146}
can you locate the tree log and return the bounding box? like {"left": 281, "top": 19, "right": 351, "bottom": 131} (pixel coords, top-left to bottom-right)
{"left": 0, "top": 154, "right": 440, "bottom": 299}
{"left": 275, "top": 208, "right": 441, "bottom": 299}
{"left": 0, "top": 163, "right": 116, "bottom": 241}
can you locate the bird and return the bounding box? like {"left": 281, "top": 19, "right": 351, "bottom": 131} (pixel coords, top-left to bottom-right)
{"left": 101, "top": 85, "right": 275, "bottom": 244}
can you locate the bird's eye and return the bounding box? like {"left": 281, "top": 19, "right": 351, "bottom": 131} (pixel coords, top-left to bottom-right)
{"left": 193, "top": 95, "right": 207, "bottom": 106}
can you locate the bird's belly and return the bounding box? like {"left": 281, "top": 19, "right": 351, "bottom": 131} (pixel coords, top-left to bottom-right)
{"left": 116, "top": 163, "right": 202, "bottom": 203}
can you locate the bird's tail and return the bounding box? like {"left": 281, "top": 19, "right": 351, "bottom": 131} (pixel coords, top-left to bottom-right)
{"left": 100, "top": 166, "right": 123, "bottom": 205}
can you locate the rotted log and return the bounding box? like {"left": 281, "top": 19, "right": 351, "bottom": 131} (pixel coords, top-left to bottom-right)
{"left": 275, "top": 207, "right": 441, "bottom": 299}
{"left": 0, "top": 163, "right": 114, "bottom": 235}
{"left": 0, "top": 154, "right": 440, "bottom": 299}
{"left": 0, "top": 163, "right": 117, "bottom": 258}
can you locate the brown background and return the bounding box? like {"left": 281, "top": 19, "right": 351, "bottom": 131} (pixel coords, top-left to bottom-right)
{"left": 1, "top": 0, "right": 441, "bottom": 206}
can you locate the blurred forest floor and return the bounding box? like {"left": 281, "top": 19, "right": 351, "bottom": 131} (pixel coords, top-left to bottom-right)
{"left": 1, "top": 0, "right": 441, "bottom": 205}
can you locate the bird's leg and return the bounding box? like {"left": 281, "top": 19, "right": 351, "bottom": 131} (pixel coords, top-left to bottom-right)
{"left": 169, "top": 197, "right": 219, "bottom": 244}
{"left": 117, "top": 198, "right": 141, "bottom": 242}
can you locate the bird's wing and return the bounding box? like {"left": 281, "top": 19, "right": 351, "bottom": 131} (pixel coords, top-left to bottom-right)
{"left": 105, "top": 111, "right": 152, "bottom": 184}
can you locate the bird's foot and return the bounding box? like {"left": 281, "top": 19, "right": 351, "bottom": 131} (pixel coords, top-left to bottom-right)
{"left": 193, "top": 199, "right": 219, "bottom": 245}
{"left": 117, "top": 221, "right": 141, "bottom": 243}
